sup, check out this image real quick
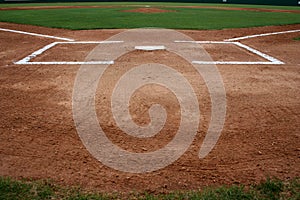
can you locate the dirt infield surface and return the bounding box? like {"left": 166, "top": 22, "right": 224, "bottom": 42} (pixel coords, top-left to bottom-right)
{"left": 0, "top": 22, "right": 299, "bottom": 193}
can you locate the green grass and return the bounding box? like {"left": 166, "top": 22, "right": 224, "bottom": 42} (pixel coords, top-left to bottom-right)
{"left": 294, "top": 37, "right": 300, "bottom": 40}
{"left": 0, "top": 176, "right": 299, "bottom": 200}
{"left": 0, "top": 2, "right": 299, "bottom": 10}
{"left": 0, "top": 6, "right": 299, "bottom": 30}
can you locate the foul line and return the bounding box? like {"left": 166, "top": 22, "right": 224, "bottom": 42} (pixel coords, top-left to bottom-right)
{"left": 225, "top": 29, "right": 300, "bottom": 41}
{"left": 0, "top": 27, "right": 74, "bottom": 41}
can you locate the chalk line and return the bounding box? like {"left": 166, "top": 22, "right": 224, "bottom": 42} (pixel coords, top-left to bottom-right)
{"left": 15, "top": 42, "right": 59, "bottom": 64}
{"left": 0, "top": 27, "right": 74, "bottom": 41}
{"left": 233, "top": 42, "right": 284, "bottom": 64}
{"left": 58, "top": 41, "right": 124, "bottom": 44}
{"left": 14, "top": 41, "right": 121, "bottom": 65}
{"left": 174, "top": 40, "right": 284, "bottom": 65}
{"left": 175, "top": 40, "right": 233, "bottom": 44}
{"left": 16, "top": 61, "right": 114, "bottom": 65}
{"left": 14, "top": 39, "right": 285, "bottom": 65}
{"left": 225, "top": 29, "right": 300, "bottom": 41}
{"left": 192, "top": 61, "right": 281, "bottom": 65}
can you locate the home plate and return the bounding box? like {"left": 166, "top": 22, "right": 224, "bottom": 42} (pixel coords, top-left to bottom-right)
{"left": 135, "top": 46, "right": 166, "bottom": 51}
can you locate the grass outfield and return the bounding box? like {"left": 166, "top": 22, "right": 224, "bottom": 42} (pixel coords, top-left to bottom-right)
{"left": 0, "top": 3, "right": 299, "bottom": 30}
{"left": 0, "top": 2, "right": 300, "bottom": 10}
{"left": 1, "top": 176, "right": 299, "bottom": 200}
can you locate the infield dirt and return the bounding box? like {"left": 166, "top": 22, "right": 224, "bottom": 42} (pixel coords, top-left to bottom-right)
{"left": 0, "top": 22, "right": 299, "bottom": 193}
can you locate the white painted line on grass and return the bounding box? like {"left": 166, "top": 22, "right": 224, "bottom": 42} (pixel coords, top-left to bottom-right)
{"left": 135, "top": 45, "right": 166, "bottom": 51}
{"left": 0, "top": 27, "right": 75, "bottom": 41}
{"left": 225, "top": 29, "right": 300, "bottom": 41}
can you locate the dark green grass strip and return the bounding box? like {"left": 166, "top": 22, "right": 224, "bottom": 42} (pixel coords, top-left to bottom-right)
{"left": 0, "top": 2, "right": 299, "bottom": 11}
{"left": 0, "top": 176, "right": 299, "bottom": 200}
{"left": 0, "top": 7, "right": 299, "bottom": 30}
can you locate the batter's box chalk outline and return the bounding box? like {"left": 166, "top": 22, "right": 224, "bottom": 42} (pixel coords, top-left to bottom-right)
{"left": 174, "top": 41, "right": 284, "bottom": 65}
{"left": 14, "top": 41, "right": 124, "bottom": 65}
{"left": 14, "top": 40, "right": 284, "bottom": 65}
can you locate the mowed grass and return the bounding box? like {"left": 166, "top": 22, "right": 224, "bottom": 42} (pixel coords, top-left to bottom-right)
{"left": 0, "top": 176, "right": 299, "bottom": 200}
{"left": 0, "top": 2, "right": 300, "bottom": 10}
{"left": 0, "top": 5, "right": 299, "bottom": 30}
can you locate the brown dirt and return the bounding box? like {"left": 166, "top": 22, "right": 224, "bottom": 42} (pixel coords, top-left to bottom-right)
{"left": 220, "top": 7, "right": 300, "bottom": 13}
{"left": 0, "top": 22, "right": 299, "bottom": 194}
{"left": 122, "top": 8, "right": 175, "bottom": 13}
{"left": 173, "top": 6, "right": 300, "bottom": 14}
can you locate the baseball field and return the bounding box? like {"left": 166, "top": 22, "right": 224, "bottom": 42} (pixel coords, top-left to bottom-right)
{"left": 0, "top": 1, "right": 299, "bottom": 199}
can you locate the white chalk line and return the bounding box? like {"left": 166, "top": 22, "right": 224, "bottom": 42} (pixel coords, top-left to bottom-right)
{"left": 19, "top": 61, "right": 114, "bottom": 65}
{"left": 192, "top": 61, "right": 281, "bottom": 65}
{"left": 15, "top": 41, "right": 122, "bottom": 65}
{"left": 0, "top": 27, "right": 75, "bottom": 41}
{"left": 58, "top": 41, "right": 124, "bottom": 44}
{"left": 5, "top": 27, "right": 296, "bottom": 65}
{"left": 175, "top": 40, "right": 233, "bottom": 44}
{"left": 15, "top": 39, "right": 284, "bottom": 65}
{"left": 225, "top": 29, "right": 300, "bottom": 41}
{"left": 174, "top": 40, "right": 284, "bottom": 65}
{"left": 15, "top": 42, "right": 59, "bottom": 64}
{"left": 233, "top": 42, "right": 284, "bottom": 64}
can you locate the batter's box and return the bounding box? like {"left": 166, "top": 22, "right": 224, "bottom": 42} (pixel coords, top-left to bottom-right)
{"left": 14, "top": 41, "right": 123, "bottom": 65}
{"left": 15, "top": 40, "right": 284, "bottom": 65}
{"left": 175, "top": 41, "right": 284, "bottom": 65}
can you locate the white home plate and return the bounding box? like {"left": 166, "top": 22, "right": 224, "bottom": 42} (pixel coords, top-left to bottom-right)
{"left": 135, "top": 46, "right": 166, "bottom": 51}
